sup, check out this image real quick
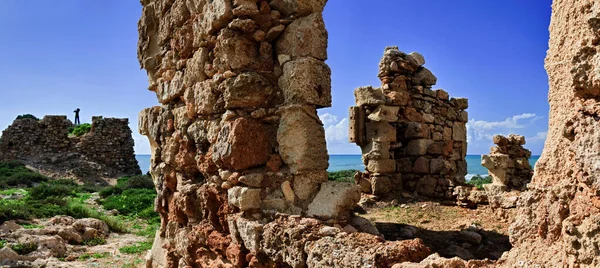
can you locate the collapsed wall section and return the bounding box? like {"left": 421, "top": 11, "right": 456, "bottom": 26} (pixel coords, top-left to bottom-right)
{"left": 480, "top": 134, "right": 532, "bottom": 194}
{"left": 0, "top": 116, "right": 140, "bottom": 181}
{"left": 351, "top": 47, "right": 468, "bottom": 199}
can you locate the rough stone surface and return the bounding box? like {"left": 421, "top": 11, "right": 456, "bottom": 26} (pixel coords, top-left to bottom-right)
{"left": 481, "top": 134, "right": 533, "bottom": 191}
{"left": 0, "top": 115, "right": 141, "bottom": 183}
{"left": 350, "top": 47, "right": 468, "bottom": 199}
{"left": 499, "top": 1, "right": 600, "bottom": 267}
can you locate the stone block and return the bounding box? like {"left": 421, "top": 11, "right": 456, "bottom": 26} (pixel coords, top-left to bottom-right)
{"left": 387, "top": 91, "right": 410, "bottom": 106}
{"left": 279, "top": 58, "right": 331, "bottom": 107}
{"left": 413, "top": 67, "right": 437, "bottom": 87}
{"left": 235, "top": 217, "right": 263, "bottom": 253}
{"left": 281, "top": 181, "right": 295, "bottom": 203}
{"left": 450, "top": 98, "right": 469, "bottom": 110}
{"left": 404, "top": 107, "right": 423, "bottom": 122}
{"left": 269, "top": 0, "right": 327, "bottom": 17}
{"left": 406, "top": 139, "right": 434, "bottom": 156}
{"left": 183, "top": 48, "right": 209, "bottom": 87}
{"left": 277, "top": 105, "right": 329, "bottom": 173}
{"left": 371, "top": 175, "right": 392, "bottom": 195}
{"left": 360, "top": 141, "right": 390, "bottom": 160}
{"left": 405, "top": 122, "right": 429, "bottom": 139}
{"left": 452, "top": 122, "right": 467, "bottom": 141}
{"left": 367, "top": 159, "right": 396, "bottom": 173}
{"left": 156, "top": 71, "right": 185, "bottom": 104}
{"left": 482, "top": 184, "right": 507, "bottom": 195}
{"left": 430, "top": 158, "right": 452, "bottom": 174}
{"left": 436, "top": 89, "right": 449, "bottom": 100}
{"left": 293, "top": 171, "right": 328, "bottom": 200}
{"left": 412, "top": 157, "right": 430, "bottom": 174}
{"left": 365, "top": 121, "right": 396, "bottom": 143}
{"left": 228, "top": 186, "right": 261, "bottom": 211}
{"left": 238, "top": 173, "right": 263, "bottom": 187}
{"left": 199, "top": 0, "right": 233, "bottom": 36}
{"left": 407, "top": 52, "right": 425, "bottom": 67}
{"left": 222, "top": 72, "right": 276, "bottom": 109}
{"left": 354, "top": 86, "right": 385, "bottom": 107}
{"left": 348, "top": 106, "right": 365, "bottom": 145}
{"left": 367, "top": 106, "right": 400, "bottom": 122}
{"left": 275, "top": 13, "right": 327, "bottom": 60}
{"left": 184, "top": 80, "right": 223, "bottom": 116}
{"left": 308, "top": 182, "right": 360, "bottom": 220}
{"left": 212, "top": 118, "right": 270, "bottom": 171}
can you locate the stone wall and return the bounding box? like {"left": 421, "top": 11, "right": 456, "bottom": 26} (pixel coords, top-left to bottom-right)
{"left": 350, "top": 47, "right": 468, "bottom": 199}
{"left": 499, "top": 0, "right": 600, "bottom": 266}
{"left": 480, "top": 134, "right": 532, "bottom": 194}
{"left": 137, "top": 1, "right": 432, "bottom": 267}
{"left": 0, "top": 115, "right": 141, "bottom": 181}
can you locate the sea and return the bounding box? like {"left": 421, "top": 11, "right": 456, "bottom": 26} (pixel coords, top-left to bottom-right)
{"left": 135, "top": 154, "right": 540, "bottom": 181}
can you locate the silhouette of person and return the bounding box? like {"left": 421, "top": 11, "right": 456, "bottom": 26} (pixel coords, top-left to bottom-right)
{"left": 74, "top": 108, "right": 81, "bottom": 126}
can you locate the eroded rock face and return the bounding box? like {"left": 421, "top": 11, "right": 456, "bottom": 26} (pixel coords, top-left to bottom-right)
{"left": 138, "top": 1, "right": 433, "bottom": 267}
{"left": 350, "top": 47, "right": 469, "bottom": 199}
{"left": 481, "top": 134, "right": 533, "bottom": 193}
{"left": 499, "top": 0, "right": 600, "bottom": 266}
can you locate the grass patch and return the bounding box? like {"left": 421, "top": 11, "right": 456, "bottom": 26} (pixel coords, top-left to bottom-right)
{"left": 0, "top": 240, "right": 6, "bottom": 248}
{"left": 119, "top": 241, "right": 153, "bottom": 254}
{"left": 11, "top": 242, "right": 37, "bottom": 255}
{"left": 82, "top": 236, "right": 107, "bottom": 246}
{"left": 69, "top": 123, "right": 92, "bottom": 137}
{"left": 66, "top": 203, "right": 127, "bottom": 233}
{"left": 328, "top": 169, "right": 357, "bottom": 183}
{"left": 0, "top": 160, "right": 48, "bottom": 188}
{"left": 20, "top": 224, "right": 43, "bottom": 229}
{"left": 467, "top": 175, "right": 493, "bottom": 190}
{"left": 16, "top": 114, "right": 39, "bottom": 121}
{"left": 77, "top": 252, "right": 110, "bottom": 261}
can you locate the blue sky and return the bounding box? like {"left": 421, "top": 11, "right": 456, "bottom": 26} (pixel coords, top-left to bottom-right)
{"left": 0, "top": 0, "right": 552, "bottom": 156}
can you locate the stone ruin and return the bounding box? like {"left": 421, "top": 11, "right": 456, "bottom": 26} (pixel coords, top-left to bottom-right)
{"left": 350, "top": 47, "right": 469, "bottom": 199}
{"left": 0, "top": 115, "right": 141, "bottom": 182}
{"left": 480, "top": 134, "right": 532, "bottom": 194}
{"left": 137, "top": 0, "right": 600, "bottom": 267}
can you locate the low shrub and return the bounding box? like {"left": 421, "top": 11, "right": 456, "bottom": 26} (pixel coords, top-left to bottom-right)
{"left": 77, "top": 252, "right": 110, "bottom": 261}
{"left": 0, "top": 240, "right": 6, "bottom": 248}
{"left": 83, "top": 236, "right": 106, "bottom": 246}
{"left": 467, "top": 175, "right": 493, "bottom": 190}
{"left": 99, "top": 175, "right": 154, "bottom": 198}
{"left": 70, "top": 123, "right": 92, "bottom": 137}
{"left": 66, "top": 203, "right": 127, "bottom": 233}
{"left": 101, "top": 189, "right": 156, "bottom": 217}
{"left": 0, "top": 160, "right": 48, "bottom": 188}
{"left": 16, "top": 114, "right": 39, "bottom": 121}
{"left": 328, "top": 170, "right": 358, "bottom": 183}
{"left": 119, "top": 241, "right": 153, "bottom": 254}
{"left": 11, "top": 242, "right": 37, "bottom": 255}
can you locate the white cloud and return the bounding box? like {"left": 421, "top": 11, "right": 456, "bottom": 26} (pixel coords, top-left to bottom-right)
{"left": 528, "top": 131, "right": 548, "bottom": 141}
{"left": 320, "top": 113, "right": 349, "bottom": 143}
{"left": 133, "top": 133, "right": 151, "bottom": 155}
{"left": 467, "top": 113, "right": 543, "bottom": 143}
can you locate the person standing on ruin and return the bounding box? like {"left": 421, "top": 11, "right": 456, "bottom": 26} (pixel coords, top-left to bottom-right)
{"left": 74, "top": 108, "right": 81, "bottom": 126}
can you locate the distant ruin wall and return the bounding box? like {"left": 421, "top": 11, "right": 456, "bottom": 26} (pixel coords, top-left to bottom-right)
{"left": 137, "top": 0, "right": 432, "bottom": 267}
{"left": 500, "top": 0, "right": 600, "bottom": 266}
{"left": 351, "top": 47, "right": 468, "bottom": 199}
{"left": 0, "top": 115, "right": 141, "bottom": 181}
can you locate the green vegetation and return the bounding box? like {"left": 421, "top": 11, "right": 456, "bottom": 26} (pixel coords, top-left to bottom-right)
{"left": 66, "top": 203, "right": 127, "bottom": 233}
{"left": 119, "top": 241, "right": 153, "bottom": 254}
{"left": 0, "top": 160, "right": 48, "bottom": 188}
{"left": 82, "top": 236, "right": 107, "bottom": 246}
{"left": 20, "top": 224, "right": 43, "bottom": 229}
{"left": 69, "top": 123, "right": 92, "bottom": 137}
{"left": 99, "top": 175, "right": 159, "bottom": 224}
{"left": 99, "top": 175, "right": 154, "bottom": 198}
{"left": 328, "top": 169, "right": 358, "bottom": 183}
{"left": 77, "top": 252, "right": 110, "bottom": 261}
{"left": 467, "top": 175, "right": 493, "bottom": 190}
{"left": 11, "top": 242, "right": 37, "bottom": 255}
{"left": 16, "top": 114, "right": 39, "bottom": 121}
{"left": 0, "top": 240, "right": 6, "bottom": 248}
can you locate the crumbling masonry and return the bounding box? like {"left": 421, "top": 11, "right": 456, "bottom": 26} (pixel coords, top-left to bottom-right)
{"left": 480, "top": 134, "right": 532, "bottom": 194}
{"left": 0, "top": 115, "right": 140, "bottom": 181}
{"left": 138, "top": 0, "right": 433, "bottom": 267}
{"left": 350, "top": 47, "right": 469, "bottom": 199}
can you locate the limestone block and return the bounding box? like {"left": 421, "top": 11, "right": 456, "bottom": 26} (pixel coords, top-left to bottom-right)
{"left": 406, "top": 139, "right": 434, "bottom": 156}
{"left": 482, "top": 184, "right": 507, "bottom": 195}
{"left": 228, "top": 186, "right": 261, "bottom": 211}
{"left": 279, "top": 58, "right": 331, "bottom": 107}
{"left": 387, "top": 91, "right": 410, "bottom": 106}
{"left": 459, "top": 111, "right": 468, "bottom": 122}
{"left": 436, "top": 89, "right": 449, "bottom": 100}
{"left": 365, "top": 121, "right": 396, "bottom": 143}
{"left": 430, "top": 158, "right": 452, "bottom": 174}
{"left": 293, "top": 171, "right": 328, "bottom": 200}
{"left": 412, "top": 157, "right": 430, "bottom": 174}
{"left": 348, "top": 106, "right": 365, "bottom": 144}
{"left": 212, "top": 118, "right": 270, "bottom": 171}
{"left": 367, "top": 159, "right": 396, "bottom": 174}
{"left": 488, "top": 168, "right": 508, "bottom": 185}
{"left": 450, "top": 98, "right": 469, "bottom": 110}
{"left": 221, "top": 72, "right": 276, "bottom": 109}
{"left": 413, "top": 67, "right": 437, "bottom": 87}
{"left": 360, "top": 141, "right": 390, "bottom": 160}
{"left": 184, "top": 80, "right": 223, "bottom": 116}
{"left": 232, "top": 0, "right": 259, "bottom": 16}
{"left": 199, "top": 0, "right": 233, "bottom": 36}
{"left": 156, "top": 71, "right": 185, "bottom": 104}
{"left": 183, "top": 48, "right": 209, "bottom": 87}
{"left": 355, "top": 86, "right": 385, "bottom": 107}
{"left": 275, "top": 13, "right": 327, "bottom": 60}
{"left": 367, "top": 106, "right": 400, "bottom": 122}
{"left": 307, "top": 182, "right": 360, "bottom": 220}
{"left": 407, "top": 52, "right": 425, "bottom": 67}
{"left": 269, "top": 0, "right": 327, "bottom": 17}
{"left": 281, "top": 181, "right": 295, "bottom": 203}
{"left": 236, "top": 217, "right": 263, "bottom": 253}
{"left": 238, "top": 173, "right": 263, "bottom": 187}
{"left": 452, "top": 122, "right": 467, "bottom": 141}
{"left": 405, "top": 122, "right": 429, "bottom": 139}
{"left": 277, "top": 105, "right": 329, "bottom": 173}
{"left": 213, "top": 29, "right": 264, "bottom": 72}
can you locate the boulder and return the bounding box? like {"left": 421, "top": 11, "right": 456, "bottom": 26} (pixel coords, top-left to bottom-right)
{"left": 308, "top": 182, "right": 360, "bottom": 220}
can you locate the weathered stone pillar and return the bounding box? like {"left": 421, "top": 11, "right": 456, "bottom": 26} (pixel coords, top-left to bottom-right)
{"left": 500, "top": 0, "right": 600, "bottom": 266}
{"left": 350, "top": 47, "right": 468, "bottom": 199}
{"left": 480, "top": 134, "right": 532, "bottom": 194}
